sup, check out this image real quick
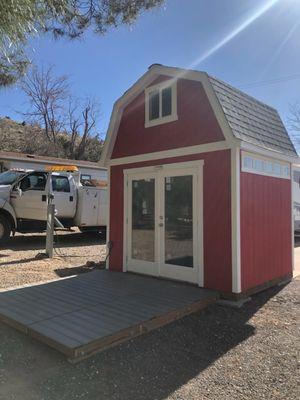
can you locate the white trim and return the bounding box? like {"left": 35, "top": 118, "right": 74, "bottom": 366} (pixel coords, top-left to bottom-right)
{"left": 291, "top": 164, "right": 295, "bottom": 271}
{"left": 123, "top": 172, "right": 128, "bottom": 272}
{"left": 108, "top": 141, "right": 230, "bottom": 166}
{"left": 105, "top": 166, "right": 111, "bottom": 270}
{"left": 198, "top": 165, "right": 204, "bottom": 287}
{"left": 145, "top": 79, "right": 178, "bottom": 128}
{"left": 123, "top": 159, "right": 205, "bottom": 176}
{"left": 231, "top": 147, "right": 241, "bottom": 293}
{"left": 241, "top": 151, "right": 291, "bottom": 180}
{"left": 123, "top": 160, "right": 204, "bottom": 285}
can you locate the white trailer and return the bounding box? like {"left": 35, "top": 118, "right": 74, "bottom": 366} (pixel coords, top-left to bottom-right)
{"left": 0, "top": 150, "right": 107, "bottom": 184}
{"left": 0, "top": 166, "right": 107, "bottom": 243}
{"left": 293, "top": 166, "right": 300, "bottom": 233}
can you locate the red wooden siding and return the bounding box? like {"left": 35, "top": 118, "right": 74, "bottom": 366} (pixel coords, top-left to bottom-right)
{"left": 109, "top": 150, "right": 232, "bottom": 292}
{"left": 240, "top": 171, "right": 292, "bottom": 291}
{"left": 111, "top": 76, "right": 225, "bottom": 159}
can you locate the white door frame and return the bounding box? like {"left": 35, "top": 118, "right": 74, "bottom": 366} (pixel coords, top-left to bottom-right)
{"left": 123, "top": 160, "right": 204, "bottom": 286}
{"left": 125, "top": 170, "right": 159, "bottom": 277}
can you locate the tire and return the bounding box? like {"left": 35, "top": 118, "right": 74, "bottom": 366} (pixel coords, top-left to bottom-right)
{"left": 0, "top": 214, "right": 11, "bottom": 245}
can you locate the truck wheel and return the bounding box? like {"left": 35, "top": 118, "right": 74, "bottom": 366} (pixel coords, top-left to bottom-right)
{"left": 0, "top": 215, "right": 11, "bottom": 244}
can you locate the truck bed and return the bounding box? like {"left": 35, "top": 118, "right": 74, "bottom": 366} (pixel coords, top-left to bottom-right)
{"left": 74, "top": 186, "right": 107, "bottom": 228}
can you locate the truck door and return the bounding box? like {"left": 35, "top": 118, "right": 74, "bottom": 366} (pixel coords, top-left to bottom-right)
{"left": 10, "top": 171, "right": 48, "bottom": 221}
{"left": 51, "top": 174, "right": 77, "bottom": 219}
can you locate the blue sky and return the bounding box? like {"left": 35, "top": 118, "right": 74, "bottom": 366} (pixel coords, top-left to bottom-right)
{"left": 0, "top": 0, "right": 300, "bottom": 148}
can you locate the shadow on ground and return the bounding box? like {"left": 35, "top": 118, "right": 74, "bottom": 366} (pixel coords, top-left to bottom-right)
{"left": 0, "top": 281, "right": 289, "bottom": 400}
{"left": 0, "top": 231, "right": 106, "bottom": 251}
{"left": 54, "top": 263, "right": 105, "bottom": 277}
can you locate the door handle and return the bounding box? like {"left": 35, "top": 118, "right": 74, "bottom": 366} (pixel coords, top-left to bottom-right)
{"left": 158, "top": 223, "right": 164, "bottom": 227}
{"left": 42, "top": 195, "right": 47, "bottom": 202}
{"left": 69, "top": 196, "right": 73, "bottom": 202}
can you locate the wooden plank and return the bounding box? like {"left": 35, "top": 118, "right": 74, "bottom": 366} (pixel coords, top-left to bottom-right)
{"left": 0, "top": 289, "right": 78, "bottom": 315}
{"left": 0, "top": 270, "right": 219, "bottom": 362}
{"left": 29, "top": 285, "right": 97, "bottom": 307}
{"left": 73, "top": 305, "right": 146, "bottom": 329}
{"left": 32, "top": 318, "right": 97, "bottom": 344}
{"left": 28, "top": 327, "right": 76, "bottom": 358}
{"left": 0, "top": 296, "right": 52, "bottom": 323}
{"left": 0, "top": 310, "right": 30, "bottom": 333}
{"left": 70, "top": 293, "right": 218, "bottom": 363}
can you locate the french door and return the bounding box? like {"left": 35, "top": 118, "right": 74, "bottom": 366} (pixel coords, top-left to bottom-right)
{"left": 124, "top": 161, "right": 203, "bottom": 285}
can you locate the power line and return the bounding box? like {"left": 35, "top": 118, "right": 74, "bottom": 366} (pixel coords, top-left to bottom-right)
{"left": 240, "top": 73, "right": 300, "bottom": 89}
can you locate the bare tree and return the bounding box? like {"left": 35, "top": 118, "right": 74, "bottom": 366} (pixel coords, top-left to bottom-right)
{"left": 76, "top": 98, "right": 99, "bottom": 159}
{"left": 21, "top": 66, "right": 69, "bottom": 143}
{"left": 66, "top": 98, "right": 81, "bottom": 158}
{"left": 20, "top": 65, "right": 102, "bottom": 160}
{"left": 288, "top": 103, "right": 300, "bottom": 150}
{"left": 65, "top": 96, "right": 100, "bottom": 159}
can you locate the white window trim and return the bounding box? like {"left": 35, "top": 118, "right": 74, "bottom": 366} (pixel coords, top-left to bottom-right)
{"left": 145, "top": 80, "right": 178, "bottom": 128}
{"left": 241, "top": 151, "right": 291, "bottom": 180}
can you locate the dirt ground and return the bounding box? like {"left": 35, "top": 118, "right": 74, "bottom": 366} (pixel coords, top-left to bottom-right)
{"left": 0, "top": 234, "right": 299, "bottom": 399}
{"left": 0, "top": 276, "right": 298, "bottom": 400}
{"left": 0, "top": 230, "right": 106, "bottom": 290}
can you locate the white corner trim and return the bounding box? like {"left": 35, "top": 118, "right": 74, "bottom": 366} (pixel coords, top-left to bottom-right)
{"left": 107, "top": 141, "right": 231, "bottom": 166}
{"left": 123, "top": 172, "right": 128, "bottom": 273}
{"left": 106, "top": 166, "right": 111, "bottom": 270}
{"left": 231, "top": 147, "right": 241, "bottom": 293}
{"left": 291, "top": 165, "right": 295, "bottom": 271}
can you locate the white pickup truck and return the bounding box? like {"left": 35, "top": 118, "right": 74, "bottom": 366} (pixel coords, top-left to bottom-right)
{"left": 0, "top": 168, "right": 107, "bottom": 244}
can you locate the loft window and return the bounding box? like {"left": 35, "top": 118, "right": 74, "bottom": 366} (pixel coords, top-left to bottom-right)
{"left": 241, "top": 151, "right": 290, "bottom": 179}
{"left": 145, "top": 80, "right": 178, "bottom": 127}
{"left": 149, "top": 90, "right": 160, "bottom": 120}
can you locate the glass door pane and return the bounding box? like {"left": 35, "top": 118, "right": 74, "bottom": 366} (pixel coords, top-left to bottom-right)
{"left": 164, "top": 175, "right": 193, "bottom": 268}
{"left": 131, "top": 178, "right": 155, "bottom": 262}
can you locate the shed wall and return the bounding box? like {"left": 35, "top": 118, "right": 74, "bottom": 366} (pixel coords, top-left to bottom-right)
{"left": 240, "top": 170, "right": 292, "bottom": 291}
{"left": 111, "top": 76, "right": 225, "bottom": 159}
{"left": 109, "top": 150, "right": 232, "bottom": 292}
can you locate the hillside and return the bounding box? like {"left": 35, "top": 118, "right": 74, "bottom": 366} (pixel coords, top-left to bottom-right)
{"left": 0, "top": 117, "right": 104, "bottom": 162}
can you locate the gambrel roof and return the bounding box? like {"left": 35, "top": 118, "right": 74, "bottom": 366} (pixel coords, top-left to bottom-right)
{"left": 209, "top": 76, "right": 297, "bottom": 157}
{"left": 101, "top": 65, "right": 298, "bottom": 165}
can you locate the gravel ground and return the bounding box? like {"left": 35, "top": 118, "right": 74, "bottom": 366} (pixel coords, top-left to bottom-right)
{"left": 0, "top": 276, "right": 298, "bottom": 400}
{"left": 0, "top": 230, "right": 106, "bottom": 290}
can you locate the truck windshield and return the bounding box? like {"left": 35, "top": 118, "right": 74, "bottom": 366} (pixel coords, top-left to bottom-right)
{"left": 0, "top": 171, "right": 25, "bottom": 185}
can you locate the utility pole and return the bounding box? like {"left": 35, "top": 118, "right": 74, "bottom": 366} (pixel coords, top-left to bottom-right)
{"left": 45, "top": 173, "right": 54, "bottom": 258}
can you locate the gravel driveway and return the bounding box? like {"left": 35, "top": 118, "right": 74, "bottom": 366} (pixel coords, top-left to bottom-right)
{"left": 0, "top": 230, "right": 106, "bottom": 290}
{"left": 0, "top": 276, "right": 298, "bottom": 400}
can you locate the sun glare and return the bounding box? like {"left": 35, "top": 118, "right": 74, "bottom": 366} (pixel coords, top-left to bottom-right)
{"left": 188, "top": 0, "right": 280, "bottom": 68}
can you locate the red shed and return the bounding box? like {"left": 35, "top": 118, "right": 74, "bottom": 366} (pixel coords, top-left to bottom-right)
{"left": 101, "top": 65, "right": 299, "bottom": 299}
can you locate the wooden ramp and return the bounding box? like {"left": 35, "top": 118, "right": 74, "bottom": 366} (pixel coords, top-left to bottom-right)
{"left": 0, "top": 270, "right": 218, "bottom": 362}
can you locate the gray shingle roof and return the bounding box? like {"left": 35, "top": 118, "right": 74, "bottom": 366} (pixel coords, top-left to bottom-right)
{"left": 209, "top": 75, "right": 297, "bottom": 157}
